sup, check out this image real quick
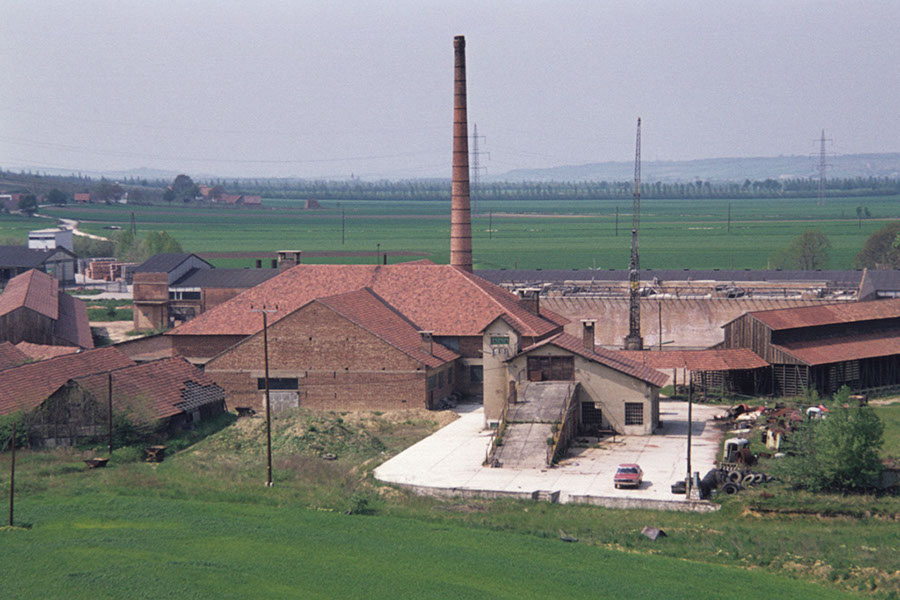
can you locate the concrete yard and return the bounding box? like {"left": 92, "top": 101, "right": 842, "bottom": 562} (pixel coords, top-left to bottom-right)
{"left": 375, "top": 399, "right": 727, "bottom": 510}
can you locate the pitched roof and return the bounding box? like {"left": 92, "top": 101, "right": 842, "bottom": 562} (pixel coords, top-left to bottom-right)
{"left": 0, "top": 269, "right": 58, "bottom": 320}
{"left": 739, "top": 298, "right": 900, "bottom": 330}
{"left": 0, "top": 347, "right": 135, "bottom": 415}
{"left": 54, "top": 291, "right": 94, "bottom": 348}
{"left": 134, "top": 253, "right": 210, "bottom": 274}
{"left": 773, "top": 329, "right": 900, "bottom": 366}
{"left": 0, "top": 246, "right": 54, "bottom": 268}
{"left": 517, "top": 333, "right": 668, "bottom": 387}
{"left": 316, "top": 288, "right": 458, "bottom": 368}
{"left": 169, "top": 263, "right": 567, "bottom": 339}
{"left": 0, "top": 342, "right": 29, "bottom": 370}
{"left": 14, "top": 342, "right": 79, "bottom": 361}
{"left": 616, "top": 348, "right": 769, "bottom": 371}
{"left": 75, "top": 357, "right": 225, "bottom": 421}
{"left": 171, "top": 267, "right": 279, "bottom": 289}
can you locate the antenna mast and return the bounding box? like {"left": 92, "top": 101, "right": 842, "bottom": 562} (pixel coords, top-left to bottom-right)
{"left": 817, "top": 129, "right": 829, "bottom": 206}
{"left": 624, "top": 118, "right": 644, "bottom": 350}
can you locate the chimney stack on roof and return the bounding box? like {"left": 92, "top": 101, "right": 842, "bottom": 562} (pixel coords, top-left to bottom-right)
{"left": 517, "top": 287, "right": 541, "bottom": 316}
{"left": 581, "top": 319, "right": 597, "bottom": 352}
{"left": 419, "top": 331, "right": 434, "bottom": 355}
{"left": 451, "top": 35, "right": 473, "bottom": 273}
{"left": 277, "top": 250, "right": 302, "bottom": 270}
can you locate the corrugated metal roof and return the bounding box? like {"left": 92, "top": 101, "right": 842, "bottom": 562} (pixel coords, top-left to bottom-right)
{"left": 518, "top": 333, "right": 668, "bottom": 387}
{"left": 616, "top": 348, "right": 769, "bottom": 371}
{"left": 748, "top": 298, "right": 900, "bottom": 330}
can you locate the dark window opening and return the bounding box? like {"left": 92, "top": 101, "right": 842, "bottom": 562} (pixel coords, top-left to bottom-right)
{"left": 527, "top": 355, "right": 574, "bottom": 381}
{"left": 625, "top": 402, "right": 644, "bottom": 426}
{"left": 435, "top": 336, "right": 460, "bottom": 352}
{"left": 258, "top": 377, "right": 299, "bottom": 391}
{"left": 469, "top": 365, "right": 484, "bottom": 383}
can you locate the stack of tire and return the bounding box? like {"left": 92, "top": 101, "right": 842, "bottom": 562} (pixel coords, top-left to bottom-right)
{"left": 691, "top": 469, "right": 772, "bottom": 498}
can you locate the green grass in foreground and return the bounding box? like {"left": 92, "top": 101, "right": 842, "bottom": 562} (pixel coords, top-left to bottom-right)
{"left": 1, "top": 410, "right": 897, "bottom": 598}
{"left": 0, "top": 494, "right": 865, "bottom": 600}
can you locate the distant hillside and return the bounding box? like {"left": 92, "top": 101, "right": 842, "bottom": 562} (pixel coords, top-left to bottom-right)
{"left": 497, "top": 153, "right": 900, "bottom": 183}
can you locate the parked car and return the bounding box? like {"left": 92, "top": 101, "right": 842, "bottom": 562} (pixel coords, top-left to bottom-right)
{"left": 614, "top": 464, "right": 643, "bottom": 489}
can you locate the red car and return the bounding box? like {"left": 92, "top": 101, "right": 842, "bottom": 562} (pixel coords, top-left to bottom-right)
{"left": 614, "top": 464, "right": 643, "bottom": 489}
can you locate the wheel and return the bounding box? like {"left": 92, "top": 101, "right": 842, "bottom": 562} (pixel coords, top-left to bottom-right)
{"left": 742, "top": 473, "right": 756, "bottom": 486}
{"left": 754, "top": 473, "right": 766, "bottom": 484}
{"left": 722, "top": 482, "right": 740, "bottom": 495}
{"left": 727, "top": 471, "right": 742, "bottom": 484}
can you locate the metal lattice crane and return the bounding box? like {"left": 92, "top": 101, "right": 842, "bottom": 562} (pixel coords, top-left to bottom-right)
{"left": 624, "top": 118, "right": 644, "bottom": 350}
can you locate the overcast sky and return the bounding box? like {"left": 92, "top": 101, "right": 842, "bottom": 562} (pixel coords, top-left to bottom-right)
{"left": 2, "top": 1, "right": 898, "bottom": 180}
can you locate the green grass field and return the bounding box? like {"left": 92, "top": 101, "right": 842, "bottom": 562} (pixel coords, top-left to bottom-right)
{"left": 1, "top": 410, "right": 897, "bottom": 599}
{"left": 1, "top": 194, "right": 897, "bottom": 270}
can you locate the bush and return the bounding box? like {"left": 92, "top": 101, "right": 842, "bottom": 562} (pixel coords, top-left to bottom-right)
{"left": 772, "top": 386, "right": 884, "bottom": 491}
{"left": 111, "top": 446, "right": 144, "bottom": 463}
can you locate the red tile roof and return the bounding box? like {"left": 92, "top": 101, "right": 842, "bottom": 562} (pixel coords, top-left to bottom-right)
{"left": 218, "top": 194, "right": 242, "bottom": 204}
{"left": 76, "top": 357, "right": 225, "bottom": 421}
{"left": 14, "top": 342, "right": 79, "bottom": 361}
{"left": 0, "top": 269, "right": 58, "bottom": 320}
{"left": 0, "top": 342, "right": 29, "bottom": 370}
{"left": 169, "top": 263, "right": 567, "bottom": 339}
{"left": 518, "top": 333, "right": 668, "bottom": 387}
{"left": 740, "top": 298, "right": 900, "bottom": 331}
{"left": 316, "top": 288, "right": 458, "bottom": 368}
{"left": 616, "top": 348, "right": 769, "bottom": 371}
{"left": 241, "top": 195, "right": 262, "bottom": 205}
{"left": 74, "top": 193, "right": 91, "bottom": 203}
{"left": 0, "top": 347, "right": 135, "bottom": 415}
{"left": 773, "top": 329, "right": 900, "bottom": 366}
{"left": 55, "top": 291, "right": 94, "bottom": 348}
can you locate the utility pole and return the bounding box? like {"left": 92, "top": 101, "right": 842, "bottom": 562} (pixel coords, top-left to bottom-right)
{"left": 376, "top": 243, "right": 380, "bottom": 265}
{"left": 8, "top": 421, "right": 15, "bottom": 527}
{"left": 727, "top": 203, "right": 731, "bottom": 233}
{"left": 251, "top": 306, "right": 278, "bottom": 487}
{"left": 489, "top": 210, "right": 492, "bottom": 241}
{"left": 686, "top": 373, "right": 693, "bottom": 497}
{"left": 615, "top": 206, "right": 619, "bottom": 237}
{"left": 108, "top": 372, "right": 113, "bottom": 455}
{"left": 623, "top": 118, "right": 644, "bottom": 350}
{"left": 341, "top": 209, "right": 345, "bottom": 245}
{"left": 815, "top": 130, "right": 832, "bottom": 206}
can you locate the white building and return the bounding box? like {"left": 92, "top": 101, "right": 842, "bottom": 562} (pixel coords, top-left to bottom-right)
{"left": 28, "top": 228, "right": 74, "bottom": 252}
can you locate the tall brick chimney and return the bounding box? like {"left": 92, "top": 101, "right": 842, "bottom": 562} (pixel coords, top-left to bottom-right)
{"left": 419, "top": 331, "right": 434, "bottom": 355}
{"left": 451, "top": 35, "right": 473, "bottom": 273}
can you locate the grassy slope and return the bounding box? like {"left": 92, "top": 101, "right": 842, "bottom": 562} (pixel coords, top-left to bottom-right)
{"left": 1, "top": 411, "right": 895, "bottom": 598}
{"left": 1, "top": 494, "right": 862, "bottom": 600}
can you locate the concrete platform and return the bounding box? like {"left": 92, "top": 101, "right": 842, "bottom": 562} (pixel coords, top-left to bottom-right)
{"left": 374, "top": 399, "right": 726, "bottom": 512}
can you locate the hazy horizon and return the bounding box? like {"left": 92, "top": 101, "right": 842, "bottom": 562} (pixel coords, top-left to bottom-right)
{"left": 3, "top": 1, "right": 899, "bottom": 180}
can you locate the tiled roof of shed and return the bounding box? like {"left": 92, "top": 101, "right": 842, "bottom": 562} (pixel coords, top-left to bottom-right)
{"left": 0, "top": 347, "right": 134, "bottom": 415}
{"left": 0, "top": 342, "right": 29, "bottom": 370}
{"left": 54, "top": 291, "right": 94, "bottom": 348}
{"left": 744, "top": 298, "right": 900, "bottom": 330}
{"left": 14, "top": 342, "right": 79, "bottom": 361}
{"left": 76, "top": 357, "right": 225, "bottom": 421}
{"left": 0, "top": 269, "right": 59, "bottom": 319}
{"left": 317, "top": 288, "right": 458, "bottom": 369}
{"left": 518, "top": 333, "right": 668, "bottom": 387}
{"left": 773, "top": 329, "right": 900, "bottom": 366}
{"left": 168, "top": 263, "right": 567, "bottom": 339}
{"left": 616, "top": 348, "right": 769, "bottom": 371}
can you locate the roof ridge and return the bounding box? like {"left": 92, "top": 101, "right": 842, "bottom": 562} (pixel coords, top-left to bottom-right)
{"left": 450, "top": 267, "right": 538, "bottom": 332}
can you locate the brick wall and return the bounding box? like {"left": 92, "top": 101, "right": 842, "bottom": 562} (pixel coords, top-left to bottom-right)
{"left": 203, "top": 287, "right": 249, "bottom": 311}
{"left": 204, "top": 302, "right": 451, "bottom": 412}
{"left": 170, "top": 334, "right": 247, "bottom": 362}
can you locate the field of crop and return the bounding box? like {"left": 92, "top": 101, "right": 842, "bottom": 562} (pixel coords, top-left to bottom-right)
{"left": 1, "top": 194, "right": 897, "bottom": 270}
{"left": 1, "top": 409, "right": 897, "bottom": 599}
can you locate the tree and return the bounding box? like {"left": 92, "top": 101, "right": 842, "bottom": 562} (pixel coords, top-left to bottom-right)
{"left": 47, "top": 188, "right": 68, "bottom": 205}
{"left": 208, "top": 184, "right": 225, "bottom": 200}
{"left": 772, "top": 229, "right": 831, "bottom": 270}
{"left": 163, "top": 188, "right": 176, "bottom": 204}
{"left": 171, "top": 174, "right": 195, "bottom": 201}
{"left": 855, "top": 221, "right": 900, "bottom": 268}
{"left": 73, "top": 236, "right": 115, "bottom": 258}
{"left": 144, "top": 231, "right": 183, "bottom": 255}
{"left": 772, "top": 387, "right": 884, "bottom": 491}
{"left": 17, "top": 194, "right": 38, "bottom": 216}
{"left": 93, "top": 179, "right": 124, "bottom": 204}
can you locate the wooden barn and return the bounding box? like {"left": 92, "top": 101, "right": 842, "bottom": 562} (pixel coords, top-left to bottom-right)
{"left": 722, "top": 299, "right": 900, "bottom": 396}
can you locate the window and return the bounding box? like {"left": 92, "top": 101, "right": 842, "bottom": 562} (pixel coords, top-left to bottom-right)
{"left": 526, "top": 356, "right": 574, "bottom": 381}
{"left": 438, "top": 371, "right": 445, "bottom": 388}
{"left": 427, "top": 376, "right": 436, "bottom": 391}
{"left": 624, "top": 402, "right": 644, "bottom": 426}
{"left": 490, "top": 335, "right": 510, "bottom": 346}
{"left": 257, "top": 378, "right": 299, "bottom": 391}
{"left": 469, "top": 365, "right": 484, "bottom": 383}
